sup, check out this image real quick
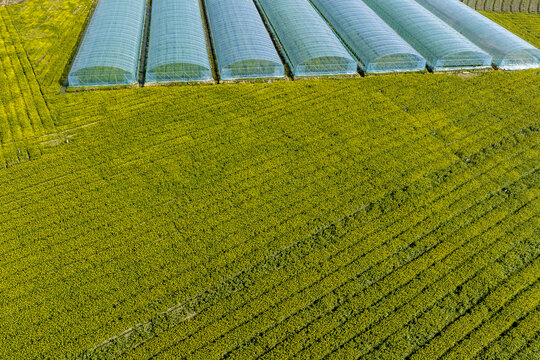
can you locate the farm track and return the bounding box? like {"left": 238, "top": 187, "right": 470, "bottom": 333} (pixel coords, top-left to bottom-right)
{"left": 0, "top": 1, "right": 538, "bottom": 359}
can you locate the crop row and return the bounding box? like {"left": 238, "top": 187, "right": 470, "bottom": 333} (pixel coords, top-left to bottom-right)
{"left": 4, "top": 112, "right": 462, "bottom": 358}
{"left": 0, "top": 84, "right": 397, "bottom": 288}
{"left": 5, "top": 98, "right": 532, "bottom": 298}
{"left": 4, "top": 129, "right": 536, "bottom": 358}
{"left": 254, "top": 179, "right": 539, "bottom": 360}
{"left": 87, "top": 135, "right": 536, "bottom": 358}
{"left": 325, "top": 229, "right": 539, "bottom": 360}
{"left": 105, "top": 76, "right": 536, "bottom": 358}
{"left": 1, "top": 74, "right": 536, "bottom": 358}
{"left": 118, "top": 162, "right": 538, "bottom": 359}
{"left": 92, "top": 137, "right": 536, "bottom": 358}
{"left": 2, "top": 68, "right": 536, "bottom": 227}
{"left": 474, "top": 306, "right": 540, "bottom": 359}
{"left": 90, "top": 126, "right": 536, "bottom": 354}
{"left": 0, "top": 81, "right": 430, "bottom": 354}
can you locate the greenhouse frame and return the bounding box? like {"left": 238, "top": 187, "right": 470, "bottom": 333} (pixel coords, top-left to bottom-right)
{"left": 145, "top": 0, "right": 212, "bottom": 83}
{"left": 68, "top": 0, "right": 147, "bottom": 87}
{"left": 203, "top": 0, "right": 284, "bottom": 80}
{"left": 255, "top": 0, "right": 357, "bottom": 77}
{"left": 310, "top": 0, "right": 426, "bottom": 74}
{"left": 362, "top": 0, "right": 493, "bottom": 71}
{"left": 415, "top": 0, "right": 540, "bottom": 70}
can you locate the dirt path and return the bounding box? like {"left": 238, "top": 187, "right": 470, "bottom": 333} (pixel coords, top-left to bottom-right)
{"left": 0, "top": 0, "right": 27, "bottom": 6}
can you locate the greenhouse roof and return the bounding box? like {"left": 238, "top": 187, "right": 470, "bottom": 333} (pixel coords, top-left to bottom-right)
{"left": 255, "top": 0, "right": 357, "bottom": 77}
{"left": 362, "top": 0, "right": 493, "bottom": 71}
{"left": 146, "top": 0, "right": 212, "bottom": 83}
{"left": 204, "top": 0, "right": 284, "bottom": 80}
{"left": 67, "top": 0, "right": 537, "bottom": 87}
{"left": 415, "top": 0, "right": 540, "bottom": 70}
{"left": 68, "top": 0, "right": 147, "bottom": 86}
{"left": 310, "top": 0, "right": 426, "bottom": 74}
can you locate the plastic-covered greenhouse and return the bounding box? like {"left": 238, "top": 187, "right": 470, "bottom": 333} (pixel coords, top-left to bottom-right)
{"left": 309, "top": 0, "right": 426, "bottom": 74}
{"left": 255, "top": 0, "right": 357, "bottom": 77}
{"left": 415, "top": 0, "right": 540, "bottom": 70}
{"left": 204, "top": 0, "right": 284, "bottom": 80}
{"left": 362, "top": 0, "right": 493, "bottom": 71}
{"left": 68, "top": 0, "right": 147, "bottom": 87}
{"left": 145, "top": 0, "right": 212, "bottom": 83}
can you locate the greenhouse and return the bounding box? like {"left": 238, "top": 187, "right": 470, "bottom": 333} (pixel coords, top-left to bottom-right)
{"left": 310, "top": 0, "right": 426, "bottom": 73}
{"left": 68, "top": 0, "right": 147, "bottom": 87}
{"left": 255, "top": 0, "right": 357, "bottom": 77}
{"left": 204, "top": 0, "right": 284, "bottom": 80}
{"left": 415, "top": 0, "right": 540, "bottom": 70}
{"left": 362, "top": 0, "right": 493, "bottom": 71}
{"left": 145, "top": 0, "right": 212, "bottom": 83}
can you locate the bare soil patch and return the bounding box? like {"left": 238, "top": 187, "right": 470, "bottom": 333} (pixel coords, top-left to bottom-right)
{"left": 0, "top": 0, "right": 27, "bottom": 5}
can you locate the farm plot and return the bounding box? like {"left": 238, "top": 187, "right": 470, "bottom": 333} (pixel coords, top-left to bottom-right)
{"left": 0, "top": 1, "right": 538, "bottom": 359}
{"left": 0, "top": 7, "right": 53, "bottom": 167}
{"left": 6, "top": 0, "right": 94, "bottom": 91}
{"left": 94, "top": 71, "right": 539, "bottom": 360}
{"left": 0, "top": 70, "right": 538, "bottom": 359}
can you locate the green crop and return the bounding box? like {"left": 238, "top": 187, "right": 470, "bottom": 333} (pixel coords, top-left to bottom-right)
{"left": 0, "top": 0, "right": 539, "bottom": 359}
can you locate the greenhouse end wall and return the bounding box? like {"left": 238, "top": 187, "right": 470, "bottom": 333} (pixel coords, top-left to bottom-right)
{"left": 362, "top": 0, "right": 492, "bottom": 71}
{"left": 145, "top": 0, "right": 212, "bottom": 83}
{"left": 68, "top": 0, "right": 147, "bottom": 87}
{"left": 68, "top": 0, "right": 535, "bottom": 88}
{"left": 310, "top": 0, "right": 426, "bottom": 74}
{"left": 414, "top": 0, "right": 540, "bottom": 70}
{"left": 255, "top": 0, "right": 357, "bottom": 77}
{"left": 204, "top": 0, "right": 284, "bottom": 80}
